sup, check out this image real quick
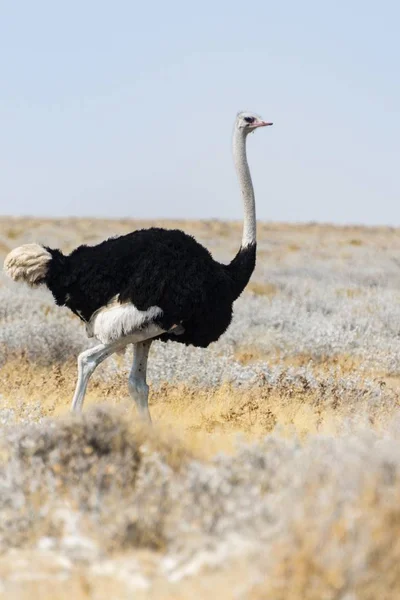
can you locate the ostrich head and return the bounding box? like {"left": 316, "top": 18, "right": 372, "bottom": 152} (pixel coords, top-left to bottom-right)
{"left": 236, "top": 111, "right": 273, "bottom": 134}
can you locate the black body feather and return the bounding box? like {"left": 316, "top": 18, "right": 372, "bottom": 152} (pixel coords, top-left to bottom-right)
{"left": 44, "top": 228, "right": 256, "bottom": 348}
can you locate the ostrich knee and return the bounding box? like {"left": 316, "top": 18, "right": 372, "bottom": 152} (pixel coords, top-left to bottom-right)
{"left": 77, "top": 349, "right": 97, "bottom": 379}
{"left": 71, "top": 345, "right": 109, "bottom": 413}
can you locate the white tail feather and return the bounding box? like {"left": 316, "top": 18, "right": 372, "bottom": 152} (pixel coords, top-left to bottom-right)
{"left": 3, "top": 243, "right": 51, "bottom": 287}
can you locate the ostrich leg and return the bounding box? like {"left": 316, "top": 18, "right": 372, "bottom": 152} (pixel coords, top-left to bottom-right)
{"left": 128, "top": 340, "right": 152, "bottom": 423}
{"left": 71, "top": 325, "right": 164, "bottom": 413}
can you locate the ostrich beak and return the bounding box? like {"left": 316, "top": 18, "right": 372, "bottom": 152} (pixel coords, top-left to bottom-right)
{"left": 255, "top": 120, "right": 273, "bottom": 128}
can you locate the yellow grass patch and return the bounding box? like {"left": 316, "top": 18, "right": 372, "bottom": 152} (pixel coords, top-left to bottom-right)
{"left": 247, "top": 281, "right": 278, "bottom": 296}
{"left": 234, "top": 346, "right": 364, "bottom": 374}
{"left": 336, "top": 287, "right": 363, "bottom": 298}
{"left": 0, "top": 357, "right": 396, "bottom": 460}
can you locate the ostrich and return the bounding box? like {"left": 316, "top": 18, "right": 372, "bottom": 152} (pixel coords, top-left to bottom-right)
{"left": 4, "top": 111, "right": 272, "bottom": 422}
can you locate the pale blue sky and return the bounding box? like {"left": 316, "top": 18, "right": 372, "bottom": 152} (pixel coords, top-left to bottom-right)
{"left": 0, "top": 1, "right": 399, "bottom": 225}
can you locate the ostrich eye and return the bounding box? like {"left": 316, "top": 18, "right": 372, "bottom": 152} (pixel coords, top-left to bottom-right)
{"left": 244, "top": 116, "right": 255, "bottom": 124}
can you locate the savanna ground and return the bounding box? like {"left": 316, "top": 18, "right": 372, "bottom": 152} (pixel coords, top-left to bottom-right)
{"left": 1, "top": 217, "right": 400, "bottom": 599}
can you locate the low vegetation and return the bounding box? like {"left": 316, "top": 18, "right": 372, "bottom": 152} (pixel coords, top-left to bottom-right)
{"left": 1, "top": 218, "right": 400, "bottom": 598}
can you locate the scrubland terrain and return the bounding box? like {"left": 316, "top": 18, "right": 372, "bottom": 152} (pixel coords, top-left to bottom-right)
{"left": 1, "top": 217, "right": 400, "bottom": 599}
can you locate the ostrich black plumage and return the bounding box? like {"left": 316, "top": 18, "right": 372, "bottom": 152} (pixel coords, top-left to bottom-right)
{"left": 4, "top": 111, "right": 273, "bottom": 422}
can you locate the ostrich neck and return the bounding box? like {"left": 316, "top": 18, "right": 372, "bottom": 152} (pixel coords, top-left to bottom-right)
{"left": 233, "top": 128, "right": 256, "bottom": 248}
{"left": 224, "top": 127, "right": 257, "bottom": 301}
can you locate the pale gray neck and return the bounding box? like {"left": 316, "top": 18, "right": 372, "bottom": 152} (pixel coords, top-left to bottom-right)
{"left": 232, "top": 127, "right": 256, "bottom": 248}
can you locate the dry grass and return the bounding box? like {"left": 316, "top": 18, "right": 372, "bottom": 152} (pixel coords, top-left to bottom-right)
{"left": 2, "top": 217, "right": 400, "bottom": 598}
{"left": 1, "top": 355, "right": 397, "bottom": 451}
{"left": 247, "top": 281, "right": 278, "bottom": 296}
{"left": 246, "top": 485, "right": 400, "bottom": 600}
{"left": 234, "top": 345, "right": 365, "bottom": 372}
